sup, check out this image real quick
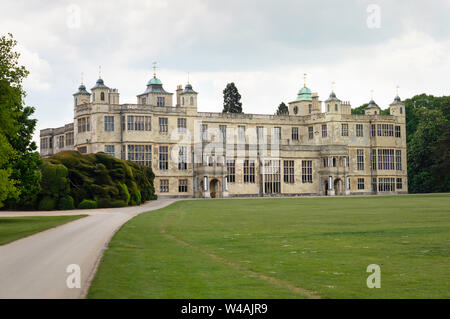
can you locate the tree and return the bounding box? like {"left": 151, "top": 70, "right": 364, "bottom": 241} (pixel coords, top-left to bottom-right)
{"left": 223, "top": 82, "right": 242, "bottom": 113}
{"left": 275, "top": 102, "right": 289, "bottom": 115}
{"left": 0, "top": 134, "right": 18, "bottom": 208}
{"left": 0, "top": 33, "right": 42, "bottom": 209}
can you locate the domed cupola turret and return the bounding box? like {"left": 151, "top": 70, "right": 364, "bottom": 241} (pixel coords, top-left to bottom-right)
{"left": 73, "top": 73, "right": 91, "bottom": 106}
{"left": 389, "top": 86, "right": 405, "bottom": 117}
{"left": 288, "top": 74, "right": 320, "bottom": 116}
{"left": 325, "top": 82, "right": 343, "bottom": 114}
{"left": 91, "top": 66, "right": 111, "bottom": 104}
{"left": 365, "top": 90, "right": 382, "bottom": 115}
{"left": 137, "top": 62, "right": 174, "bottom": 106}
{"left": 180, "top": 78, "right": 198, "bottom": 109}
{"left": 296, "top": 86, "right": 313, "bottom": 102}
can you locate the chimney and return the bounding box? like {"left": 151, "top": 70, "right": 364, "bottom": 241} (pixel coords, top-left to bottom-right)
{"left": 176, "top": 84, "right": 183, "bottom": 107}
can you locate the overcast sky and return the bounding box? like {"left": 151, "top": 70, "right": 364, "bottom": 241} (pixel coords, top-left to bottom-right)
{"left": 1, "top": 0, "right": 449, "bottom": 144}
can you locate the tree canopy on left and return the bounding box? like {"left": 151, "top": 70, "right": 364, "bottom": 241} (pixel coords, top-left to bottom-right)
{"left": 0, "top": 33, "right": 41, "bottom": 209}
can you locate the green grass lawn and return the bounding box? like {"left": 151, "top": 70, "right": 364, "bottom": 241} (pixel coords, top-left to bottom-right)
{"left": 88, "top": 194, "right": 450, "bottom": 299}
{"left": 0, "top": 215, "right": 87, "bottom": 245}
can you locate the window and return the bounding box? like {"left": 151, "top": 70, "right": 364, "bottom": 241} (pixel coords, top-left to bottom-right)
{"left": 264, "top": 160, "right": 281, "bottom": 194}
{"left": 327, "top": 104, "right": 330, "bottom": 112}
{"left": 127, "top": 116, "right": 151, "bottom": 131}
{"left": 244, "top": 160, "right": 255, "bottom": 183}
{"left": 141, "top": 97, "right": 146, "bottom": 104}
{"left": 358, "top": 178, "right": 365, "bottom": 190}
{"left": 57, "top": 136, "right": 64, "bottom": 148}
{"left": 273, "top": 127, "right": 281, "bottom": 143}
{"left": 395, "top": 125, "right": 401, "bottom": 138}
{"left": 227, "top": 160, "right": 235, "bottom": 183}
{"left": 308, "top": 104, "right": 312, "bottom": 114}
{"left": 201, "top": 124, "right": 208, "bottom": 141}
{"left": 104, "top": 145, "right": 115, "bottom": 157}
{"left": 371, "top": 150, "right": 377, "bottom": 170}
{"left": 378, "top": 177, "right": 395, "bottom": 192}
{"left": 308, "top": 127, "right": 314, "bottom": 139}
{"left": 292, "top": 127, "right": 299, "bottom": 141}
{"left": 377, "top": 149, "right": 395, "bottom": 170}
{"left": 190, "top": 96, "right": 194, "bottom": 105}
{"left": 179, "top": 179, "right": 188, "bottom": 193}
{"left": 302, "top": 160, "right": 313, "bottom": 183}
{"left": 178, "top": 146, "right": 187, "bottom": 170}
{"left": 371, "top": 124, "right": 376, "bottom": 137}
{"left": 400, "top": 107, "right": 403, "bottom": 114}
{"left": 159, "top": 117, "right": 168, "bottom": 134}
{"left": 372, "top": 178, "right": 377, "bottom": 192}
{"left": 77, "top": 146, "right": 87, "bottom": 154}
{"left": 293, "top": 106, "right": 298, "bottom": 114}
{"left": 283, "top": 160, "right": 294, "bottom": 183}
{"left": 157, "top": 97, "right": 165, "bottom": 106}
{"left": 322, "top": 125, "right": 327, "bottom": 138}
{"left": 104, "top": 116, "right": 114, "bottom": 131}
{"left": 100, "top": 92, "right": 105, "bottom": 101}
{"left": 159, "top": 146, "right": 168, "bottom": 170}
{"left": 335, "top": 104, "right": 338, "bottom": 111}
{"left": 238, "top": 126, "right": 245, "bottom": 142}
{"left": 160, "top": 179, "right": 169, "bottom": 193}
{"left": 356, "top": 124, "right": 363, "bottom": 137}
{"left": 127, "top": 145, "right": 152, "bottom": 166}
{"left": 396, "top": 150, "right": 402, "bottom": 170}
{"left": 357, "top": 149, "right": 364, "bottom": 170}
{"left": 377, "top": 124, "right": 394, "bottom": 137}
{"left": 41, "top": 138, "right": 49, "bottom": 149}
{"left": 77, "top": 117, "right": 90, "bottom": 133}
{"left": 396, "top": 178, "right": 403, "bottom": 189}
{"left": 341, "top": 124, "right": 348, "bottom": 136}
{"left": 65, "top": 132, "right": 74, "bottom": 146}
{"left": 177, "top": 118, "right": 186, "bottom": 133}
{"left": 220, "top": 125, "right": 227, "bottom": 142}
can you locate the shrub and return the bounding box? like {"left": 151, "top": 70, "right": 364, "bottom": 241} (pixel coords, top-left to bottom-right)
{"left": 97, "top": 198, "right": 127, "bottom": 208}
{"left": 57, "top": 195, "right": 75, "bottom": 210}
{"left": 38, "top": 196, "right": 56, "bottom": 211}
{"left": 78, "top": 199, "right": 97, "bottom": 209}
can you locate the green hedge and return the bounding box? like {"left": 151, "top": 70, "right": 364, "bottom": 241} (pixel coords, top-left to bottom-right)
{"left": 37, "top": 151, "right": 156, "bottom": 210}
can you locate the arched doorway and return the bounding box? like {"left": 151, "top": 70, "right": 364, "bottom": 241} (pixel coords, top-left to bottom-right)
{"left": 334, "top": 178, "right": 342, "bottom": 196}
{"left": 210, "top": 179, "right": 220, "bottom": 198}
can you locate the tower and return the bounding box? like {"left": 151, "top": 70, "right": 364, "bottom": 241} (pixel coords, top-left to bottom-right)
{"left": 137, "top": 62, "right": 173, "bottom": 106}
{"left": 288, "top": 74, "right": 320, "bottom": 116}
{"left": 389, "top": 86, "right": 405, "bottom": 117}
{"left": 73, "top": 73, "right": 91, "bottom": 107}
{"left": 364, "top": 90, "right": 381, "bottom": 115}
{"left": 180, "top": 81, "right": 198, "bottom": 115}
{"left": 91, "top": 66, "right": 110, "bottom": 104}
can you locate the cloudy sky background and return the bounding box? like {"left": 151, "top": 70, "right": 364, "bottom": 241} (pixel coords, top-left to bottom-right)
{"left": 1, "top": 0, "right": 449, "bottom": 145}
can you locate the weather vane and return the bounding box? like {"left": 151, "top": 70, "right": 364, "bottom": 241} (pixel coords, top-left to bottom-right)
{"left": 187, "top": 72, "right": 190, "bottom": 84}
{"left": 303, "top": 73, "right": 307, "bottom": 87}
{"left": 371, "top": 89, "right": 374, "bottom": 100}
{"left": 152, "top": 61, "right": 158, "bottom": 77}
{"left": 396, "top": 85, "right": 400, "bottom": 96}
{"left": 81, "top": 72, "right": 84, "bottom": 85}
{"left": 98, "top": 66, "right": 102, "bottom": 79}
{"left": 331, "top": 81, "right": 335, "bottom": 92}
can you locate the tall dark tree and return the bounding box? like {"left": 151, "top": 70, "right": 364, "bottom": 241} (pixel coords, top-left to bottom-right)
{"left": 275, "top": 102, "right": 289, "bottom": 115}
{"left": 223, "top": 82, "right": 242, "bottom": 113}
{"left": 0, "top": 33, "right": 42, "bottom": 209}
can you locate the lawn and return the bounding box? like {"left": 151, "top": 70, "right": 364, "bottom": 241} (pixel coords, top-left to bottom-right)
{"left": 0, "top": 215, "right": 87, "bottom": 246}
{"left": 88, "top": 194, "right": 450, "bottom": 299}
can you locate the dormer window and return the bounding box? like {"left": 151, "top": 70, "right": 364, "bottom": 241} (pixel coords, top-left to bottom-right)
{"left": 101, "top": 92, "right": 105, "bottom": 101}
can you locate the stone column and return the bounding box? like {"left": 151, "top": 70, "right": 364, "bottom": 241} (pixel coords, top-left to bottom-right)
{"left": 203, "top": 175, "right": 210, "bottom": 198}
{"left": 328, "top": 175, "right": 335, "bottom": 196}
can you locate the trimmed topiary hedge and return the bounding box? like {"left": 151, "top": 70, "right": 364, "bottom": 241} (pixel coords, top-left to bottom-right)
{"left": 38, "top": 151, "right": 156, "bottom": 210}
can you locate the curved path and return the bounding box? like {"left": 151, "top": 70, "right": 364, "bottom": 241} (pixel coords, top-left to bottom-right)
{"left": 0, "top": 198, "right": 178, "bottom": 299}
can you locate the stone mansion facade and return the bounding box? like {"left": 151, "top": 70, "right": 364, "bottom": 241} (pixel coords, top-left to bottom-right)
{"left": 40, "top": 72, "right": 408, "bottom": 198}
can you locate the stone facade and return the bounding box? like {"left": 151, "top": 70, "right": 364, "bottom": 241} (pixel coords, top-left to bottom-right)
{"left": 40, "top": 74, "right": 408, "bottom": 198}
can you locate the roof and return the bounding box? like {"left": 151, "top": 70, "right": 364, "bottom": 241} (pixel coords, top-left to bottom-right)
{"left": 390, "top": 95, "right": 402, "bottom": 105}
{"left": 139, "top": 76, "right": 172, "bottom": 95}
{"left": 91, "top": 78, "right": 109, "bottom": 90}
{"left": 73, "top": 84, "right": 91, "bottom": 96}
{"left": 366, "top": 99, "right": 380, "bottom": 109}
{"left": 181, "top": 83, "right": 197, "bottom": 94}
{"left": 296, "top": 86, "right": 312, "bottom": 101}
{"left": 325, "top": 91, "right": 341, "bottom": 103}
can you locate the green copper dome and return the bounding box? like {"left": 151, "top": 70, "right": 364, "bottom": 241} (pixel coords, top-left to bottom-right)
{"left": 147, "top": 77, "right": 163, "bottom": 85}
{"left": 296, "top": 86, "right": 312, "bottom": 101}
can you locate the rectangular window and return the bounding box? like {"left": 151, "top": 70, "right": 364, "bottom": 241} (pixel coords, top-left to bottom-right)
{"left": 257, "top": 126, "right": 264, "bottom": 144}
{"left": 302, "top": 160, "right": 313, "bottom": 183}
{"left": 201, "top": 124, "right": 208, "bottom": 141}
{"left": 371, "top": 149, "right": 377, "bottom": 170}
{"left": 396, "top": 150, "right": 402, "bottom": 170}
{"left": 264, "top": 160, "right": 281, "bottom": 194}
{"left": 159, "top": 146, "right": 168, "bottom": 170}
{"left": 104, "top": 145, "right": 115, "bottom": 157}
{"left": 371, "top": 124, "right": 376, "bottom": 137}
{"left": 160, "top": 179, "right": 169, "bottom": 192}
{"left": 396, "top": 178, "right": 403, "bottom": 189}
{"left": 357, "top": 149, "right": 364, "bottom": 170}
{"left": 377, "top": 149, "right": 395, "bottom": 170}
{"left": 322, "top": 125, "right": 327, "bottom": 138}
{"left": 177, "top": 118, "right": 186, "bottom": 134}
{"left": 395, "top": 125, "right": 401, "bottom": 138}
{"left": 292, "top": 127, "right": 299, "bottom": 141}
{"left": 127, "top": 116, "right": 151, "bottom": 131}
{"left": 77, "top": 117, "right": 90, "bottom": 133}
{"left": 308, "top": 126, "right": 314, "bottom": 139}
{"left": 356, "top": 124, "right": 363, "bottom": 137}
{"left": 178, "top": 146, "right": 187, "bottom": 170}
{"left": 77, "top": 146, "right": 87, "bottom": 154}
{"left": 65, "top": 132, "right": 74, "bottom": 146}
{"left": 358, "top": 178, "right": 365, "bottom": 190}
{"left": 57, "top": 135, "right": 65, "bottom": 148}
{"left": 244, "top": 160, "right": 255, "bottom": 183}
{"left": 238, "top": 125, "right": 245, "bottom": 142}
{"left": 273, "top": 127, "right": 281, "bottom": 142}
{"left": 179, "top": 179, "right": 188, "bottom": 193}
{"left": 159, "top": 117, "right": 168, "bottom": 134}
{"left": 104, "top": 116, "right": 114, "bottom": 131}
{"left": 341, "top": 124, "right": 348, "bottom": 136}
{"left": 219, "top": 125, "right": 227, "bottom": 142}
{"left": 283, "top": 160, "right": 295, "bottom": 184}
{"left": 127, "top": 145, "right": 151, "bottom": 166}
{"left": 227, "top": 160, "right": 235, "bottom": 183}
{"left": 157, "top": 97, "right": 165, "bottom": 107}
{"left": 372, "top": 178, "right": 377, "bottom": 192}
{"left": 378, "top": 177, "right": 395, "bottom": 192}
